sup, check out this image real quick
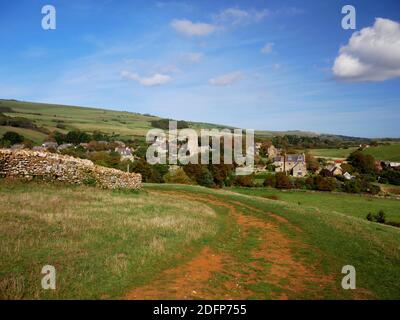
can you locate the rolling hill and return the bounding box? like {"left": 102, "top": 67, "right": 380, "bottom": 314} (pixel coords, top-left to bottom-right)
{"left": 0, "top": 99, "right": 367, "bottom": 144}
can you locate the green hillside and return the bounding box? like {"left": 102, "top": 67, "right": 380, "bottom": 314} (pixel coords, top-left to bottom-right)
{"left": 1, "top": 181, "right": 399, "bottom": 299}
{"left": 362, "top": 144, "right": 400, "bottom": 162}
{"left": 0, "top": 99, "right": 329, "bottom": 144}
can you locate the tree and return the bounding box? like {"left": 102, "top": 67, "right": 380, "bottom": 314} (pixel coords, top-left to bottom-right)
{"left": 164, "top": 168, "right": 193, "bottom": 184}
{"left": 314, "top": 176, "right": 335, "bottom": 191}
{"left": 197, "top": 167, "right": 214, "bottom": 187}
{"left": 2, "top": 131, "right": 24, "bottom": 144}
{"left": 275, "top": 172, "right": 292, "bottom": 189}
{"left": 319, "top": 168, "right": 333, "bottom": 177}
{"left": 131, "top": 159, "right": 153, "bottom": 182}
{"left": 305, "top": 153, "right": 319, "bottom": 173}
{"left": 65, "top": 130, "right": 91, "bottom": 144}
{"left": 347, "top": 151, "right": 376, "bottom": 174}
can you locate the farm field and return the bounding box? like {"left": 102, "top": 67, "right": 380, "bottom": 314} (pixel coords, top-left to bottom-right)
{"left": 1, "top": 181, "right": 399, "bottom": 299}
{"left": 307, "top": 147, "right": 358, "bottom": 159}
{"left": 307, "top": 144, "right": 400, "bottom": 161}
{"left": 229, "top": 187, "right": 400, "bottom": 223}
{"left": 363, "top": 144, "right": 400, "bottom": 161}
{"left": 0, "top": 99, "right": 339, "bottom": 144}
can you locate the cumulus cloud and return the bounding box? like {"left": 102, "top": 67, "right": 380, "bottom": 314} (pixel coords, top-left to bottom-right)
{"left": 261, "top": 42, "right": 274, "bottom": 54}
{"left": 214, "top": 7, "right": 269, "bottom": 25}
{"left": 332, "top": 18, "right": 400, "bottom": 82}
{"left": 209, "top": 71, "right": 243, "bottom": 86}
{"left": 171, "top": 19, "right": 216, "bottom": 36}
{"left": 121, "top": 70, "right": 172, "bottom": 86}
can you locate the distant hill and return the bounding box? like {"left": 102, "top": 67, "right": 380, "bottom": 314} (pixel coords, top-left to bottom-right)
{"left": 0, "top": 99, "right": 374, "bottom": 144}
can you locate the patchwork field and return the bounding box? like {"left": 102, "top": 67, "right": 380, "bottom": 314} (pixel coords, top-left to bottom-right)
{"left": 1, "top": 181, "right": 399, "bottom": 299}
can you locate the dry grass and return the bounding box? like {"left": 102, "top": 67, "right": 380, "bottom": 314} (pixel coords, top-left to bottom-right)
{"left": 0, "top": 181, "right": 218, "bottom": 299}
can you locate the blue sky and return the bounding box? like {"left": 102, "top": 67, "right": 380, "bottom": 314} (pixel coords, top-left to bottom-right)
{"left": 0, "top": 0, "right": 399, "bottom": 137}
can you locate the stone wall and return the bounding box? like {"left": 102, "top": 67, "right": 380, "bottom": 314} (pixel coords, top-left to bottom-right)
{"left": 0, "top": 149, "right": 141, "bottom": 189}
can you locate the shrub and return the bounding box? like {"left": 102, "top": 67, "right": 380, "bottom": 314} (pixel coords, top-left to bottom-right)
{"left": 366, "top": 210, "right": 386, "bottom": 224}
{"left": 275, "top": 172, "right": 292, "bottom": 189}
{"left": 343, "top": 179, "right": 361, "bottom": 193}
{"left": 319, "top": 169, "right": 333, "bottom": 177}
{"left": 233, "top": 174, "right": 255, "bottom": 187}
{"left": 293, "top": 178, "right": 306, "bottom": 189}
{"left": 150, "top": 119, "right": 189, "bottom": 130}
{"left": 164, "top": 168, "right": 193, "bottom": 184}
{"left": 305, "top": 176, "right": 315, "bottom": 190}
{"left": 263, "top": 174, "right": 276, "bottom": 187}
{"left": 315, "top": 176, "right": 336, "bottom": 191}
{"left": 376, "top": 210, "right": 386, "bottom": 223}
{"left": 386, "top": 221, "right": 400, "bottom": 228}
{"left": 197, "top": 167, "right": 215, "bottom": 187}
{"left": 2, "top": 131, "right": 24, "bottom": 145}
{"left": 65, "top": 130, "right": 91, "bottom": 144}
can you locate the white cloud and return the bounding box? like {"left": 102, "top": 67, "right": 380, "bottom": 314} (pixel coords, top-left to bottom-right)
{"left": 209, "top": 71, "right": 243, "bottom": 86}
{"left": 121, "top": 70, "right": 172, "bottom": 86}
{"left": 261, "top": 42, "right": 274, "bottom": 54}
{"left": 214, "top": 7, "right": 269, "bottom": 25}
{"left": 171, "top": 19, "right": 216, "bottom": 36}
{"left": 332, "top": 18, "right": 400, "bottom": 82}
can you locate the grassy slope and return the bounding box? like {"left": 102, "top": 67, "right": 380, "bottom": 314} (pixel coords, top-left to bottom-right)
{"left": 308, "top": 147, "right": 358, "bottom": 159}
{"left": 229, "top": 187, "right": 400, "bottom": 223}
{"left": 1, "top": 181, "right": 399, "bottom": 299}
{"left": 0, "top": 100, "right": 236, "bottom": 143}
{"left": 0, "top": 181, "right": 221, "bottom": 299}
{"left": 150, "top": 184, "right": 400, "bottom": 300}
{"left": 1, "top": 99, "right": 327, "bottom": 144}
{"left": 362, "top": 144, "right": 400, "bottom": 161}
{"left": 307, "top": 144, "right": 400, "bottom": 161}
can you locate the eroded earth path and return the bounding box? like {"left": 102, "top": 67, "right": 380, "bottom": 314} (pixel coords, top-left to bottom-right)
{"left": 125, "top": 189, "right": 361, "bottom": 299}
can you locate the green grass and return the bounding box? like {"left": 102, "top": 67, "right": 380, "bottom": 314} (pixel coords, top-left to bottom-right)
{"left": 150, "top": 184, "right": 400, "bottom": 299}
{"left": 362, "top": 144, "right": 400, "bottom": 161}
{"left": 229, "top": 187, "right": 400, "bottom": 223}
{"left": 1, "top": 180, "right": 399, "bottom": 299}
{"left": 307, "top": 147, "right": 358, "bottom": 159}
{"left": 0, "top": 181, "right": 221, "bottom": 299}
{"left": 306, "top": 144, "right": 400, "bottom": 161}
{"left": 0, "top": 126, "right": 47, "bottom": 144}
{"left": 0, "top": 99, "right": 230, "bottom": 143}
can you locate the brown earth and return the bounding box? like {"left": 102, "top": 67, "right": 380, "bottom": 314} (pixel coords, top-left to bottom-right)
{"left": 124, "top": 190, "right": 370, "bottom": 300}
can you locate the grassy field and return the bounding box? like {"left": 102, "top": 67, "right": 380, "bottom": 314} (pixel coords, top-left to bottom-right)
{"left": 363, "top": 144, "right": 400, "bottom": 161}
{"left": 0, "top": 99, "right": 238, "bottom": 144}
{"left": 307, "top": 147, "right": 358, "bottom": 159}
{"left": 0, "top": 181, "right": 220, "bottom": 299}
{"left": 229, "top": 187, "right": 400, "bottom": 223}
{"left": 307, "top": 144, "right": 400, "bottom": 161}
{"left": 1, "top": 180, "right": 399, "bottom": 299}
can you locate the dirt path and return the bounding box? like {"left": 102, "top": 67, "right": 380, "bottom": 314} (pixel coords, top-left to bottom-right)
{"left": 125, "top": 190, "right": 336, "bottom": 300}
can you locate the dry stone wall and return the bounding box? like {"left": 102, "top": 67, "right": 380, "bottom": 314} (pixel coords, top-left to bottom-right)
{"left": 0, "top": 149, "right": 141, "bottom": 189}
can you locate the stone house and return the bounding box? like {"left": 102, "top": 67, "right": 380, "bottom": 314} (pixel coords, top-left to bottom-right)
{"left": 273, "top": 153, "right": 307, "bottom": 177}
{"left": 325, "top": 163, "right": 343, "bottom": 176}
{"left": 115, "top": 147, "right": 135, "bottom": 161}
